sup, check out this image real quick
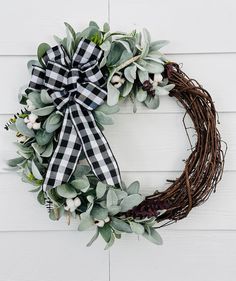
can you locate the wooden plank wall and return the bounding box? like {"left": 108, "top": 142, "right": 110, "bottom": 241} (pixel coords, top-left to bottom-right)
{"left": 0, "top": 0, "right": 235, "bottom": 280}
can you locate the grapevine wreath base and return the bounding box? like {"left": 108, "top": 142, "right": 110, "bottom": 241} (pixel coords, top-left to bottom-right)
{"left": 5, "top": 22, "right": 226, "bottom": 248}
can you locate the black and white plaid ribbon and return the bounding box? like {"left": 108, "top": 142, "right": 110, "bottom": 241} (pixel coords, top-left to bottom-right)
{"left": 29, "top": 38, "right": 121, "bottom": 191}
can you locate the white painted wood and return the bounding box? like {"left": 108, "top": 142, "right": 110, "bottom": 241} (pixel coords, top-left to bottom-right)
{"left": 0, "top": 54, "right": 236, "bottom": 114}
{"left": 0, "top": 171, "right": 235, "bottom": 231}
{"left": 0, "top": 113, "right": 233, "bottom": 172}
{"left": 0, "top": 0, "right": 108, "bottom": 55}
{"left": 0, "top": 1, "right": 235, "bottom": 280}
{"left": 110, "top": 231, "right": 236, "bottom": 281}
{"left": 0, "top": 231, "right": 109, "bottom": 281}
{"left": 110, "top": 0, "right": 236, "bottom": 54}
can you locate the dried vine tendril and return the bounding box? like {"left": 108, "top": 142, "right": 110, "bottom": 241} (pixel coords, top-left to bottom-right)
{"left": 125, "top": 63, "right": 227, "bottom": 226}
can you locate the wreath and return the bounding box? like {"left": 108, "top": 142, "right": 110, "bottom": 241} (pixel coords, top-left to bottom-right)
{"left": 5, "top": 22, "right": 226, "bottom": 249}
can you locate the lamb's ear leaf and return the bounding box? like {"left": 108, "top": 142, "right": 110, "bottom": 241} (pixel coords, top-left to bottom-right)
{"left": 86, "top": 228, "right": 99, "bottom": 247}
{"left": 37, "top": 43, "right": 51, "bottom": 67}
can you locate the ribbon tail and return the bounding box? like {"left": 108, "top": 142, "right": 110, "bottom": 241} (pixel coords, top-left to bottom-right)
{"left": 70, "top": 103, "right": 122, "bottom": 187}
{"left": 42, "top": 108, "right": 82, "bottom": 191}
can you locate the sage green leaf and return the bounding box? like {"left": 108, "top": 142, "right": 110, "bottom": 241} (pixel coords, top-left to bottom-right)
{"left": 144, "top": 60, "right": 164, "bottom": 74}
{"left": 15, "top": 118, "right": 35, "bottom": 137}
{"left": 31, "top": 160, "right": 43, "bottom": 180}
{"left": 114, "top": 189, "right": 127, "bottom": 200}
{"left": 144, "top": 95, "right": 160, "bottom": 109}
{"left": 37, "top": 43, "right": 51, "bottom": 66}
{"left": 129, "top": 221, "right": 144, "bottom": 235}
{"left": 106, "top": 189, "right": 118, "bottom": 208}
{"left": 35, "top": 129, "right": 53, "bottom": 146}
{"left": 124, "top": 64, "right": 137, "bottom": 83}
{"left": 47, "top": 189, "right": 65, "bottom": 206}
{"left": 138, "top": 69, "right": 149, "bottom": 83}
{"left": 111, "top": 217, "right": 132, "bottom": 233}
{"left": 106, "top": 42, "right": 126, "bottom": 66}
{"left": 103, "top": 22, "right": 110, "bottom": 33}
{"left": 107, "top": 205, "right": 121, "bottom": 216}
{"left": 7, "top": 157, "right": 25, "bottom": 167}
{"left": 142, "top": 228, "right": 163, "bottom": 245}
{"left": 120, "top": 81, "right": 133, "bottom": 97}
{"left": 41, "top": 142, "right": 53, "bottom": 157}
{"left": 27, "top": 60, "right": 41, "bottom": 73}
{"left": 96, "top": 182, "right": 107, "bottom": 199}
{"left": 71, "top": 176, "right": 90, "bottom": 192}
{"left": 120, "top": 194, "right": 144, "bottom": 212}
{"left": 149, "top": 40, "right": 169, "bottom": 52}
{"left": 32, "top": 105, "right": 55, "bottom": 116}
{"left": 107, "top": 82, "right": 120, "bottom": 106}
{"left": 91, "top": 206, "right": 108, "bottom": 220}
{"left": 45, "top": 112, "right": 62, "bottom": 133}
{"left": 40, "top": 90, "right": 53, "bottom": 104}
{"left": 141, "top": 28, "right": 151, "bottom": 58}
{"left": 104, "top": 232, "right": 115, "bottom": 250}
{"left": 94, "top": 111, "right": 114, "bottom": 125}
{"left": 31, "top": 142, "right": 45, "bottom": 155}
{"left": 29, "top": 186, "right": 41, "bottom": 192}
{"left": 49, "top": 210, "right": 59, "bottom": 221}
{"left": 127, "top": 181, "right": 140, "bottom": 195}
{"left": 136, "top": 88, "right": 147, "bottom": 102}
{"left": 96, "top": 103, "right": 120, "bottom": 115}
{"left": 86, "top": 228, "right": 99, "bottom": 247}
{"left": 56, "top": 184, "right": 77, "bottom": 199}
{"left": 37, "top": 190, "right": 45, "bottom": 205}
{"left": 64, "top": 22, "right": 76, "bottom": 40}
{"left": 78, "top": 213, "right": 95, "bottom": 231}
{"left": 73, "top": 165, "right": 91, "bottom": 178}
{"left": 28, "top": 91, "right": 45, "bottom": 108}
{"left": 99, "top": 224, "right": 112, "bottom": 243}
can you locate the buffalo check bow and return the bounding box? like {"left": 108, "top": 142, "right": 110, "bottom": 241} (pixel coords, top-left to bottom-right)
{"left": 29, "top": 38, "right": 121, "bottom": 191}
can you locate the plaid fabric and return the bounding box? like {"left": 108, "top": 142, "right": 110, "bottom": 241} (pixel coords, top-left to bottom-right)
{"left": 29, "top": 38, "right": 121, "bottom": 191}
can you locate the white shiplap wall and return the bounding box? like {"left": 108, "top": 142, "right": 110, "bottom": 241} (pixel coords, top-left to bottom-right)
{"left": 0, "top": 0, "right": 235, "bottom": 280}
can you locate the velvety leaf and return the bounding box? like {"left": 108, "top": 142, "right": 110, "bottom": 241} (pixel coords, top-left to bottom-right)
{"left": 99, "top": 223, "right": 112, "bottom": 243}
{"left": 120, "top": 194, "right": 144, "bottom": 212}
{"left": 144, "top": 60, "right": 164, "bottom": 74}
{"left": 45, "top": 112, "right": 62, "bottom": 133}
{"left": 56, "top": 184, "right": 77, "bottom": 199}
{"left": 127, "top": 181, "right": 140, "bottom": 195}
{"left": 144, "top": 95, "right": 160, "bottom": 109}
{"left": 111, "top": 217, "right": 132, "bottom": 233}
{"left": 107, "top": 82, "right": 120, "bottom": 106}
{"left": 124, "top": 64, "right": 137, "bottom": 83}
{"left": 129, "top": 221, "right": 144, "bottom": 235}
{"left": 94, "top": 111, "right": 114, "bottom": 125}
{"left": 40, "top": 89, "right": 53, "bottom": 104}
{"left": 107, "top": 189, "right": 118, "bottom": 208}
{"left": 96, "top": 103, "right": 120, "bottom": 115}
{"left": 73, "top": 165, "right": 91, "bottom": 178}
{"left": 78, "top": 213, "right": 95, "bottom": 231}
{"left": 37, "top": 43, "right": 51, "bottom": 66}
{"left": 37, "top": 190, "right": 45, "bottom": 205}
{"left": 91, "top": 206, "right": 108, "bottom": 220}
{"left": 142, "top": 228, "right": 163, "bottom": 245}
{"left": 136, "top": 88, "right": 147, "bottom": 102}
{"left": 31, "top": 160, "right": 43, "bottom": 180}
{"left": 71, "top": 176, "right": 90, "bottom": 192}
{"left": 86, "top": 228, "right": 99, "bottom": 247}
{"left": 32, "top": 105, "right": 55, "bottom": 116}
{"left": 7, "top": 157, "right": 25, "bottom": 167}
{"left": 96, "top": 182, "right": 107, "bottom": 199}
{"left": 28, "top": 91, "right": 45, "bottom": 108}
{"left": 35, "top": 129, "right": 53, "bottom": 146}
{"left": 15, "top": 118, "right": 35, "bottom": 137}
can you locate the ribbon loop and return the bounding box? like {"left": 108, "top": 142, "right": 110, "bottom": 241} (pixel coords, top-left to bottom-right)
{"left": 29, "top": 38, "right": 121, "bottom": 191}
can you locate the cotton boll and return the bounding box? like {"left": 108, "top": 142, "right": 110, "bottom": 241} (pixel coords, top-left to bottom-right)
{"left": 26, "top": 122, "right": 33, "bottom": 129}
{"left": 28, "top": 113, "right": 38, "bottom": 123}
{"left": 104, "top": 217, "right": 110, "bottom": 223}
{"left": 74, "top": 197, "right": 81, "bottom": 207}
{"left": 95, "top": 220, "right": 105, "bottom": 227}
{"left": 32, "top": 122, "right": 41, "bottom": 130}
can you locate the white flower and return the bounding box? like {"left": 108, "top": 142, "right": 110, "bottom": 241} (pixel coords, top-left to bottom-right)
{"left": 64, "top": 197, "right": 81, "bottom": 212}
{"left": 24, "top": 113, "right": 41, "bottom": 130}
{"left": 152, "top": 74, "right": 163, "bottom": 88}
{"left": 26, "top": 99, "right": 36, "bottom": 111}
{"left": 111, "top": 74, "right": 125, "bottom": 89}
